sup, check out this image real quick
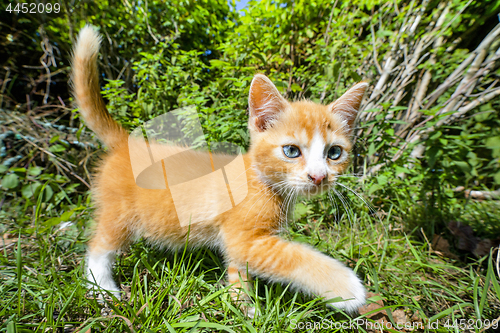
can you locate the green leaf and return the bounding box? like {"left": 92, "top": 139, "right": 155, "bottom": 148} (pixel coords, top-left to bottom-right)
{"left": 210, "top": 59, "right": 230, "bottom": 68}
{"left": 0, "top": 165, "right": 8, "bottom": 173}
{"left": 28, "top": 167, "right": 43, "bottom": 176}
{"left": 295, "top": 203, "right": 312, "bottom": 218}
{"left": 453, "top": 161, "right": 470, "bottom": 173}
{"left": 368, "top": 142, "right": 376, "bottom": 156}
{"left": 42, "top": 185, "right": 54, "bottom": 202}
{"left": 395, "top": 166, "right": 410, "bottom": 175}
{"left": 274, "top": 81, "right": 288, "bottom": 93}
{"left": 377, "top": 175, "right": 388, "bottom": 185}
{"left": 291, "top": 83, "right": 302, "bottom": 92}
{"left": 430, "top": 131, "right": 442, "bottom": 140}
{"left": 44, "top": 217, "right": 62, "bottom": 227}
{"left": 49, "top": 135, "right": 59, "bottom": 144}
{"left": 49, "top": 144, "right": 66, "bottom": 153}
{"left": 22, "top": 182, "right": 42, "bottom": 199}
{"left": 252, "top": 52, "right": 267, "bottom": 65}
{"left": 426, "top": 146, "right": 442, "bottom": 168}
{"left": 2, "top": 174, "right": 19, "bottom": 189}
{"left": 349, "top": 71, "right": 361, "bottom": 82}
{"left": 368, "top": 183, "right": 383, "bottom": 195}
{"left": 485, "top": 136, "right": 500, "bottom": 149}
{"left": 61, "top": 210, "right": 74, "bottom": 222}
{"left": 494, "top": 171, "right": 500, "bottom": 185}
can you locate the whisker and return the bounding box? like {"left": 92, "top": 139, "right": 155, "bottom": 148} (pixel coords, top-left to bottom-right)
{"left": 335, "top": 181, "right": 388, "bottom": 236}
{"left": 332, "top": 187, "right": 354, "bottom": 229}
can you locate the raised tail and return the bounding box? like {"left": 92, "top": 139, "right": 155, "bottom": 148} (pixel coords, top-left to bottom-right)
{"left": 71, "top": 25, "right": 127, "bottom": 149}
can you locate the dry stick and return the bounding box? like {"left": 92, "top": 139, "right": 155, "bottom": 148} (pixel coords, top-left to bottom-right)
{"left": 319, "top": 0, "right": 339, "bottom": 103}
{"left": 286, "top": 1, "right": 296, "bottom": 96}
{"left": 18, "top": 134, "right": 91, "bottom": 189}
{"left": 362, "top": 56, "right": 397, "bottom": 115}
{"left": 376, "top": 80, "right": 499, "bottom": 173}
{"left": 418, "top": 53, "right": 500, "bottom": 132}
{"left": 405, "top": 3, "right": 449, "bottom": 125}
{"left": 39, "top": 26, "right": 57, "bottom": 105}
{"left": 402, "top": 71, "right": 423, "bottom": 122}
{"left": 145, "top": 0, "right": 159, "bottom": 44}
{"left": 323, "top": 0, "right": 338, "bottom": 46}
{"left": 370, "top": 22, "right": 383, "bottom": 75}
{"left": 362, "top": 0, "right": 417, "bottom": 120}
{"left": 392, "top": 24, "right": 500, "bottom": 162}
{"left": 424, "top": 23, "right": 500, "bottom": 109}
{"left": 437, "top": 46, "right": 490, "bottom": 116}
{"left": 387, "top": 38, "right": 426, "bottom": 114}
{"left": 443, "top": 48, "right": 500, "bottom": 107}
{"left": 431, "top": 0, "right": 474, "bottom": 53}
{"left": 464, "top": 188, "right": 500, "bottom": 200}
{"left": 439, "top": 87, "right": 500, "bottom": 127}
{"left": 407, "top": 0, "right": 429, "bottom": 36}
{"left": 362, "top": 4, "right": 428, "bottom": 135}
{"left": 392, "top": 86, "right": 500, "bottom": 165}
{"left": 0, "top": 67, "right": 11, "bottom": 109}
{"left": 26, "top": 95, "right": 46, "bottom": 131}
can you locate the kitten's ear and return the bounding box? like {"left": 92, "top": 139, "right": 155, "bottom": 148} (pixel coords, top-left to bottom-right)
{"left": 248, "top": 74, "right": 289, "bottom": 132}
{"left": 328, "top": 82, "right": 368, "bottom": 131}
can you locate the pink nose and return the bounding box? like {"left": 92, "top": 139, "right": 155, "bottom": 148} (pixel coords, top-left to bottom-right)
{"left": 308, "top": 174, "right": 326, "bottom": 185}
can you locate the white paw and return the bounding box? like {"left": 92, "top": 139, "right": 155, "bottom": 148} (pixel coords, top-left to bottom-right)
{"left": 88, "top": 282, "right": 122, "bottom": 301}
{"left": 245, "top": 306, "right": 256, "bottom": 319}
{"left": 86, "top": 250, "right": 121, "bottom": 300}
{"left": 324, "top": 270, "right": 366, "bottom": 313}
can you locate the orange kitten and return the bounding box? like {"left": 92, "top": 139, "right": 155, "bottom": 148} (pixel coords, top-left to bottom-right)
{"left": 72, "top": 25, "right": 368, "bottom": 314}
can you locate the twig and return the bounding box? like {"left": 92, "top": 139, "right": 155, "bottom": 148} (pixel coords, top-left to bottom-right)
{"left": 370, "top": 23, "right": 383, "bottom": 74}
{"left": 464, "top": 188, "right": 500, "bottom": 200}
{"left": 406, "top": 3, "right": 449, "bottom": 124}
{"left": 438, "top": 86, "right": 500, "bottom": 127}
{"left": 145, "top": 0, "right": 159, "bottom": 44}
{"left": 38, "top": 26, "right": 56, "bottom": 105}
{"left": 0, "top": 67, "right": 11, "bottom": 109}
{"left": 26, "top": 95, "right": 47, "bottom": 131}
{"left": 323, "top": 0, "right": 338, "bottom": 46}
{"left": 425, "top": 23, "right": 500, "bottom": 109}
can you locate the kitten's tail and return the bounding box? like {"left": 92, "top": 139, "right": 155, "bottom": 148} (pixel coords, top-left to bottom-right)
{"left": 71, "top": 25, "right": 127, "bottom": 149}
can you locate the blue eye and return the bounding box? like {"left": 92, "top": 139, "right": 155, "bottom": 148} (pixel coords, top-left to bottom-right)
{"left": 283, "top": 145, "right": 301, "bottom": 158}
{"left": 328, "top": 146, "right": 342, "bottom": 160}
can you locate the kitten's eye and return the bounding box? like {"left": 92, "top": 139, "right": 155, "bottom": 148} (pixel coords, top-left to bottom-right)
{"left": 327, "top": 145, "right": 342, "bottom": 160}
{"left": 283, "top": 145, "right": 301, "bottom": 158}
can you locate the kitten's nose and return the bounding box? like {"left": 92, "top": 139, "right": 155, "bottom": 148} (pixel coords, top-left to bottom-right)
{"left": 308, "top": 174, "right": 325, "bottom": 185}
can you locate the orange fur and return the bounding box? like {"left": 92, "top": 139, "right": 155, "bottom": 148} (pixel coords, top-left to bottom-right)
{"left": 72, "top": 25, "right": 368, "bottom": 314}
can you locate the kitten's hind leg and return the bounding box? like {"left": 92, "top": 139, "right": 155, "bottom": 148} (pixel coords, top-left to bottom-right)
{"left": 226, "top": 234, "right": 366, "bottom": 313}
{"left": 86, "top": 220, "right": 129, "bottom": 300}
{"left": 227, "top": 262, "right": 256, "bottom": 318}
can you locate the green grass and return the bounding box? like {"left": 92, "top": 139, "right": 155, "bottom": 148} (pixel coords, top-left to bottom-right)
{"left": 1, "top": 175, "right": 499, "bottom": 332}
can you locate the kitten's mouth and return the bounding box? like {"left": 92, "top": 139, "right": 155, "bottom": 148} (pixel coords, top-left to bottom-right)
{"left": 299, "top": 182, "right": 331, "bottom": 197}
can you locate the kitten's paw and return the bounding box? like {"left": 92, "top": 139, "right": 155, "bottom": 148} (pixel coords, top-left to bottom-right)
{"left": 87, "top": 282, "right": 122, "bottom": 302}
{"left": 324, "top": 269, "right": 366, "bottom": 313}
{"left": 230, "top": 289, "right": 257, "bottom": 318}
{"left": 243, "top": 305, "right": 257, "bottom": 319}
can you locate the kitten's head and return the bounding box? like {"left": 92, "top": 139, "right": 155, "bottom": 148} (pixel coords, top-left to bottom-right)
{"left": 248, "top": 74, "right": 367, "bottom": 197}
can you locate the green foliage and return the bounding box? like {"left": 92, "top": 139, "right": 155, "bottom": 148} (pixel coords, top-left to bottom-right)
{"left": 2, "top": 0, "right": 500, "bottom": 330}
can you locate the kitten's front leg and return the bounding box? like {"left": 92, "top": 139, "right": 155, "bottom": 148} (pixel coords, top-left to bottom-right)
{"left": 227, "top": 262, "right": 256, "bottom": 317}
{"left": 226, "top": 233, "right": 365, "bottom": 313}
